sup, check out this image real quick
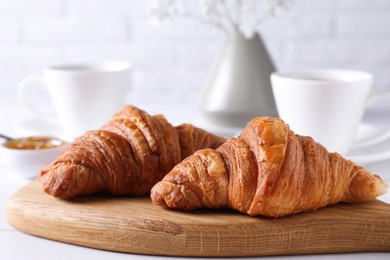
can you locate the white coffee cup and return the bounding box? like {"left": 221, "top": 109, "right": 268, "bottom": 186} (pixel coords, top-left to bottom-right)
{"left": 271, "top": 69, "right": 390, "bottom": 155}
{"left": 18, "top": 62, "right": 132, "bottom": 138}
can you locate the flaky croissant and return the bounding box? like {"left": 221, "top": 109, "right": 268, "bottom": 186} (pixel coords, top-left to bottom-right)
{"left": 40, "top": 105, "right": 226, "bottom": 199}
{"left": 151, "top": 117, "right": 388, "bottom": 217}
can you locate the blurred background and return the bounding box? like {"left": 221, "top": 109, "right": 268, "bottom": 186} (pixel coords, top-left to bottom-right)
{"left": 0, "top": 0, "right": 389, "bottom": 109}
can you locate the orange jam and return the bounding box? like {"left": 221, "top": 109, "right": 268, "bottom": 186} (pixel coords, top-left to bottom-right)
{"left": 3, "top": 136, "right": 64, "bottom": 150}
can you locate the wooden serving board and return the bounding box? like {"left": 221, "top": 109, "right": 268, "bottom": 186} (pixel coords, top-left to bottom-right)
{"left": 7, "top": 180, "right": 390, "bottom": 257}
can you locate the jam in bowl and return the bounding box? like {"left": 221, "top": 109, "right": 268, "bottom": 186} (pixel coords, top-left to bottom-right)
{"left": 4, "top": 136, "right": 65, "bottom": 150}
{"left": 0, "top": 136, "right": 67, "bottom": 179}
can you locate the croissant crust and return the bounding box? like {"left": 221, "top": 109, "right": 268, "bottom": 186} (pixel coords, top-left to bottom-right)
{"left": 151, "top": 117, "right": 388, "bottom": 217}
{"left": 40, "top": 105, "right": 226, "bottom": 198}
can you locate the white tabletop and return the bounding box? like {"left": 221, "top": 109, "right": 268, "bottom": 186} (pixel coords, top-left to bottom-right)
{"left": 1, "top": 95, "right": 390, "bottom": 260}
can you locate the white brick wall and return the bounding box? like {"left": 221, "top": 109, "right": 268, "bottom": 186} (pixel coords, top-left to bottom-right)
{"left": 0, "top": 0, "right": 389, "bottom": 105}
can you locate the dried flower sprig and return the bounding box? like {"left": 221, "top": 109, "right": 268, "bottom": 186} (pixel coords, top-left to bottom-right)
{"left": 149, "top": 0, "right": 294, "bottom": 37}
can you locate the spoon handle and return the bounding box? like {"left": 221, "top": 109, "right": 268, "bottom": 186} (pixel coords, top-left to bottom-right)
{"left": 0, "top": 134, "right": 13, "bottom": 141}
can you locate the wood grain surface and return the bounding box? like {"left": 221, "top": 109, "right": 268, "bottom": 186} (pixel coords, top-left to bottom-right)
{"left": 6, "top": 180, "right": 390, "bottom": 257}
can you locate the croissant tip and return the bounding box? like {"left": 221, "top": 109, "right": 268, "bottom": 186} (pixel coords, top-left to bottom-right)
{"left": 150, "top": 183, "right": 168, "bottom": 207}
{"left": 376, "top": 175, "right": 389, "bottom": 196}
{"left": 39, "top": 175, "right": 67, "bottom": 199}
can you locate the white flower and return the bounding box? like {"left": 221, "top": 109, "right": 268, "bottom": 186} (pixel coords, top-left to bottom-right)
{"left": 270, "top": 0, "right": 294, "bottom": 17}
{"left": 239, "top": 0, "right": 252, "bottom": 12}
{"left": 199, "top": 0, "right": 215, "bottom": 15}
{"left": 148, "top": 0, "right": 295, "bottom": 35}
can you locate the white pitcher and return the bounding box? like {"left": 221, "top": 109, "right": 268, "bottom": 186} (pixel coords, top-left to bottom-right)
{"left": 198, "top": 33, "right": 278, "bottom": 128}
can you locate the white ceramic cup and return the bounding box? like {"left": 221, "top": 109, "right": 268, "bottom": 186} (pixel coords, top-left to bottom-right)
{"left": 18, "top": 62, "right": 132, "bottom": 138}
{"left": 271, "top": 69, "right": 390, "bottom": 155}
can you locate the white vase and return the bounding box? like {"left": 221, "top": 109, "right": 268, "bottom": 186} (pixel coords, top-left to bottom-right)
{"left": 198, "top": 32, "right": 278, "bottom": 128}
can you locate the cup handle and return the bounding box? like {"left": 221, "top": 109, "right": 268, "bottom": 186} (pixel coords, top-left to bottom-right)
{"left": 366, "top": 91, "right": 390, "bottom": 107}
{"left": 346, "top": 91, "right": 390, "bottom": 164}
{"left": 17, "top": 75, "right": 55, "bottom": 118}
{"left": 352, "top": 91, "right": 390, "bottom": 149}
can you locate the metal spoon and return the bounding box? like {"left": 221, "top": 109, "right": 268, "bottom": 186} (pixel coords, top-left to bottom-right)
{"left": 0, "top": 134, "right": 13, "bottom": 141}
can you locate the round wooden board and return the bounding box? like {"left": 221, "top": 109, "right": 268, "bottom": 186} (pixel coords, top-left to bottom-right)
{"left": 6, "top": 180, "right": 390, "bottom": 257}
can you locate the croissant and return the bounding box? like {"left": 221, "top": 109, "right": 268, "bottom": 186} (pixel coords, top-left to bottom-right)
{"left": 151, "top": 117, "right": 388, "bottom": 217}
{"left": 40, "top": 105, "right": 226, "bottom": 199}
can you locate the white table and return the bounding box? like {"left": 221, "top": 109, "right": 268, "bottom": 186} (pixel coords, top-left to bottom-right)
{"left": 1, "top": 95, "right": 390, "bottom": 260}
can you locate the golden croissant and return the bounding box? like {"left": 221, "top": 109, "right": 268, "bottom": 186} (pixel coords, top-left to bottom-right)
{"left": 40, "top": 105, "right": 226, "bottom": 199}
{"left": 151, "top": 117, "right": 388, "bottom": 217}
